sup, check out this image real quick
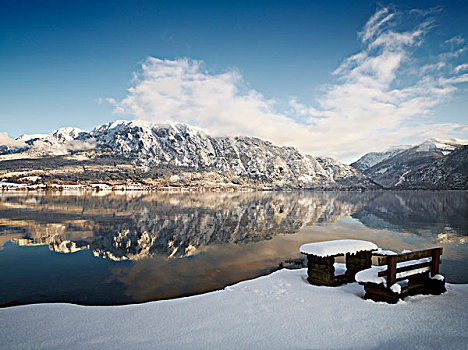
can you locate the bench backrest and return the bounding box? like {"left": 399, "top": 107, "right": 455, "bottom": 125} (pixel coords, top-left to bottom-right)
{"left": 376, "top": 248, "right": 443, "bottom": 286}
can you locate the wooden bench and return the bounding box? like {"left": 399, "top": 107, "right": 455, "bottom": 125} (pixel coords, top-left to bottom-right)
{"left": 356, "top": 248, "right": 446, "bottom": 303}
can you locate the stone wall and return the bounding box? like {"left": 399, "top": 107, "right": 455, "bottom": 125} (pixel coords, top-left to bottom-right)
{"left": 306, "top": 255, "right": 335, "bottom": 286}
{"left": 306, "top": 250, "right": 373, "bottom": 286}
{"left": 346, "top": 251, "right": 372, "bottom": 275}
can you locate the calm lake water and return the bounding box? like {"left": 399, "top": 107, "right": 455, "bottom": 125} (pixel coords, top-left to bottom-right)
{"left": 0, "top": 190, "right": 467, "bottom": 306}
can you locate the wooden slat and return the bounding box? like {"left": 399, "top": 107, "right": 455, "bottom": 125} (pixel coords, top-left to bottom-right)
{"left": 374, "top": 256, "right": 388, "bottom": 266}
{"left": 374, "top": 247, "right": 443, "bottom": 265}
{"left": 377, "top": 261, "right": 439, "bottom": 277}
{"left": 387, "top": 255, "right": 396, "bottom": 286}
{"left": 401, "top": 282, "right": 425, "bottom": 291}
{"left": 372, "top": 248, "right": 444, "bottom": 286}
{"left": 334, "top": 273, "right": 353, "bottom": 281}
{"left": 396, "top": 261, "right": 432, "bottom": 274}
{"left": 396, "top": 271, "right": 429, "bottom": 282}
{"left": 431, "top": 248, "right": 442, "bottom": 276}
{"left": 394, "top": 249, "right": 438, "bottom": 263}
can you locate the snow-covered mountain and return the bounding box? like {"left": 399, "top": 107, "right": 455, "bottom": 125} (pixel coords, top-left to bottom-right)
{"left": 394, "top": 145, "right": 468, "bottom": 189}
{"left": 351, "top": 139, "right": 468, "bottom": 189}
{"left": 0, "top": 120, "right": 379, "bottom": 190}
{"left": 350, "top": 146, "right": 411, "bottom": 172}
{"left": 14, "top": 127, "right": 92, "bottom": 156}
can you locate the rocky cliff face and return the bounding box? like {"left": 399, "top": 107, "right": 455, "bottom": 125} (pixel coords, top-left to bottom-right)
{"left": 0, "top": 120, "right": 380, "bottom": 190}
{"left": 394, "top": 146, "right": 468, "bottom": 190}
{"left": 351, "top": 139, "right": 468, "bottom": 189}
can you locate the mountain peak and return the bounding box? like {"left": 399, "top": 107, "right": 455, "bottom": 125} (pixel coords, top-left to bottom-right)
{"left": 92, "top": 119, "right": 208, "bottom": 137}
{"left": 51, "top": 127, "right": 86, "bottom": 141}
{"left": 413, "top": 138, "right": 467, "bottom": 154}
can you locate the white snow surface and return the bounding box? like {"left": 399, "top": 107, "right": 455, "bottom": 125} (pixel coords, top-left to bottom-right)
{"left": 373, "top": 248, "right": 398, "bottom": 255}
{"left": 431, "top": 274, "right": 445, "bottom": 281}
{"left": 1, "top": 268, "right": 466, "bottom": 350}
{"left": 300, "top": 239, "right": 378, "bottom": 257}
{"left": 390, "top": 283, "right": 402, "bottom": 294}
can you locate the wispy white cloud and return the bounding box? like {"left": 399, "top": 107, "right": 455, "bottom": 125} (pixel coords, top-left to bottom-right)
{"left": 445, "top": 35, "right": 464, "bottom": 46}
{"left": 454, "top": 63, "right": 468, "bottom": 73}
{"left": 107, "top": 58, "right": 310, "bottom": 145}
{"left": 290, "top": 6, "right": 468, "bottom": 159}
{"left": 108, "top": 7, "right": 468, "bottom": 162}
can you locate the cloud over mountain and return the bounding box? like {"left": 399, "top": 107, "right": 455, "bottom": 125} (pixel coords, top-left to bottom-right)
{"left": 108, "top": 6, "right": 468, "bottom": 162}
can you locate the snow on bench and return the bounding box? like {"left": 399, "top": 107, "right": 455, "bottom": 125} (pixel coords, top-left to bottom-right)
{"left": 300, "top": 240, "right": 378, "bottom": 257}
{"left": 356, "top": 247, "right": 445, "bottom": 303}
{"left": 355, "top": 257, "right": 432, "bottom": 288}
{"left": 300, "top": 240, "right": 378, "bottom": 286}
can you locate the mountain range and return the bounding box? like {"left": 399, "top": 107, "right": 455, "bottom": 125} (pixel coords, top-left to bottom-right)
{"left": 0, "top": 120, "right": 378, "bottom": 190}
{"left": 351, "top": 139, "right": 468, "bottom": 189}
{"left": 1, "top": 120, "right": 467, "bottom": 190}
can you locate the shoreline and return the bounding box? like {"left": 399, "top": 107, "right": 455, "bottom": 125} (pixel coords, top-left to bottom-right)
{"left": 1, "top": 268, "right": 467, "bottom": 349}
{"left": 1, "top": 182, "right": 467, "bottom": 193}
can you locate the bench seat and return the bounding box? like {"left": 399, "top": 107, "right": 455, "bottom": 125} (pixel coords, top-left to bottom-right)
{"left": 356, "top": 248, "right": 446, "bottom": 303}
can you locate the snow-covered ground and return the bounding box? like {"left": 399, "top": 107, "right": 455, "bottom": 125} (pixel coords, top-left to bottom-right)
{"left": 1, "top": 268, "right": 466, "bottom": 350}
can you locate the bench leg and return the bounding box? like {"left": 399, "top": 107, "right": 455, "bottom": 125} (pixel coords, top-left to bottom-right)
{"left": 363, "top": 284, "right": 400, "bottom": 304}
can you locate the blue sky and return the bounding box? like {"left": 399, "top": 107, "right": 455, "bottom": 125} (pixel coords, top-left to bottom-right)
{"left": 1, "top": 0, "right": 467, "bottom": 160}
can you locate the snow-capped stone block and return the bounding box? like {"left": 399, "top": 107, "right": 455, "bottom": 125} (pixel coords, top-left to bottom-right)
{"left": 300, "top": 239, "right": 378, "bottom": 257}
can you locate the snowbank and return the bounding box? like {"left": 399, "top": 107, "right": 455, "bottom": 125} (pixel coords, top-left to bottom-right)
{"left": 300, "top": 239, "right": 378, "bottom": 257}
{"left": 1, "top": 268, "right": 466, "bottom": 350}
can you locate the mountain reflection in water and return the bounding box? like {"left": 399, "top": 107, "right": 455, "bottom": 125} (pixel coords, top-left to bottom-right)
{"left": 0, "top": 190, "right": 466, "bottom": 305}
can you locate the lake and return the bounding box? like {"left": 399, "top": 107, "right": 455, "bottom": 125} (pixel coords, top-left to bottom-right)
{"left": 0, "top": 190, "right": 467, "bottom": 306}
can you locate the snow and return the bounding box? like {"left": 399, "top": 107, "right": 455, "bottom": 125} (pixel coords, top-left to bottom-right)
{"left": 390, "top": 283, "right": 402, "bottom": 294}
{"left": 355, "top": 265, "right": 387, "bottom": 284}
{"left": 373, "top": 248, "right": 397, "bottom": 255}
{"left": 18, "top": 176, "right": 41, "bottom": 182}
{"left": 15, "top": 133, "right": 48, "bottom": 142}
{"left": 395, "top": 170, "right": 410, "bottom": 187}
{"left": 0, "top": 268, "right": 466, "bottom": 350}
{"left": 300, "top": 239, "right": 378, "bottom": 257}
{"left": 334, "top": 262, "right": 347, "bottom": 276}
{"left": 0, "top": 171, "right": 29, "bottom": 178}
{"left": 3, "top": 120, "right": 380, "bottom": 191}
{"left": 389, "top": 280, "right": 409, "bottom": 294}
{"left": 431, "top": 274, "right": 445, "bottom": 281}
{"left": 350, "top": 147, "right": 410, "bottom": 171}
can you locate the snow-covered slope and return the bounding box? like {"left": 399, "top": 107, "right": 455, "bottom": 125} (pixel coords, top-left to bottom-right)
{"left": 1, "top": 120, "right": 379, "bottom": 190}
{"left": 350, "top": 146, "right": 410, "bottom": 172}
{"left": 13, "top": 127, "right": 91, "bottom": 156}
{"left": 351, "top": 139, "right": 468, "bottom": 189}
{"left": 316, "top": 156, "right": 380, "bottom": 189}
{"left": 1, "top": 268, "right": 466, "bottom": 350}
{"left": 15, "top": 133, "right": 49, "bottom": 142}
{"left": 394, "top": 145, "right": 468, "bottom": 189}
{"left": 413, "top": 138, "right": 466, "bottom": 154}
